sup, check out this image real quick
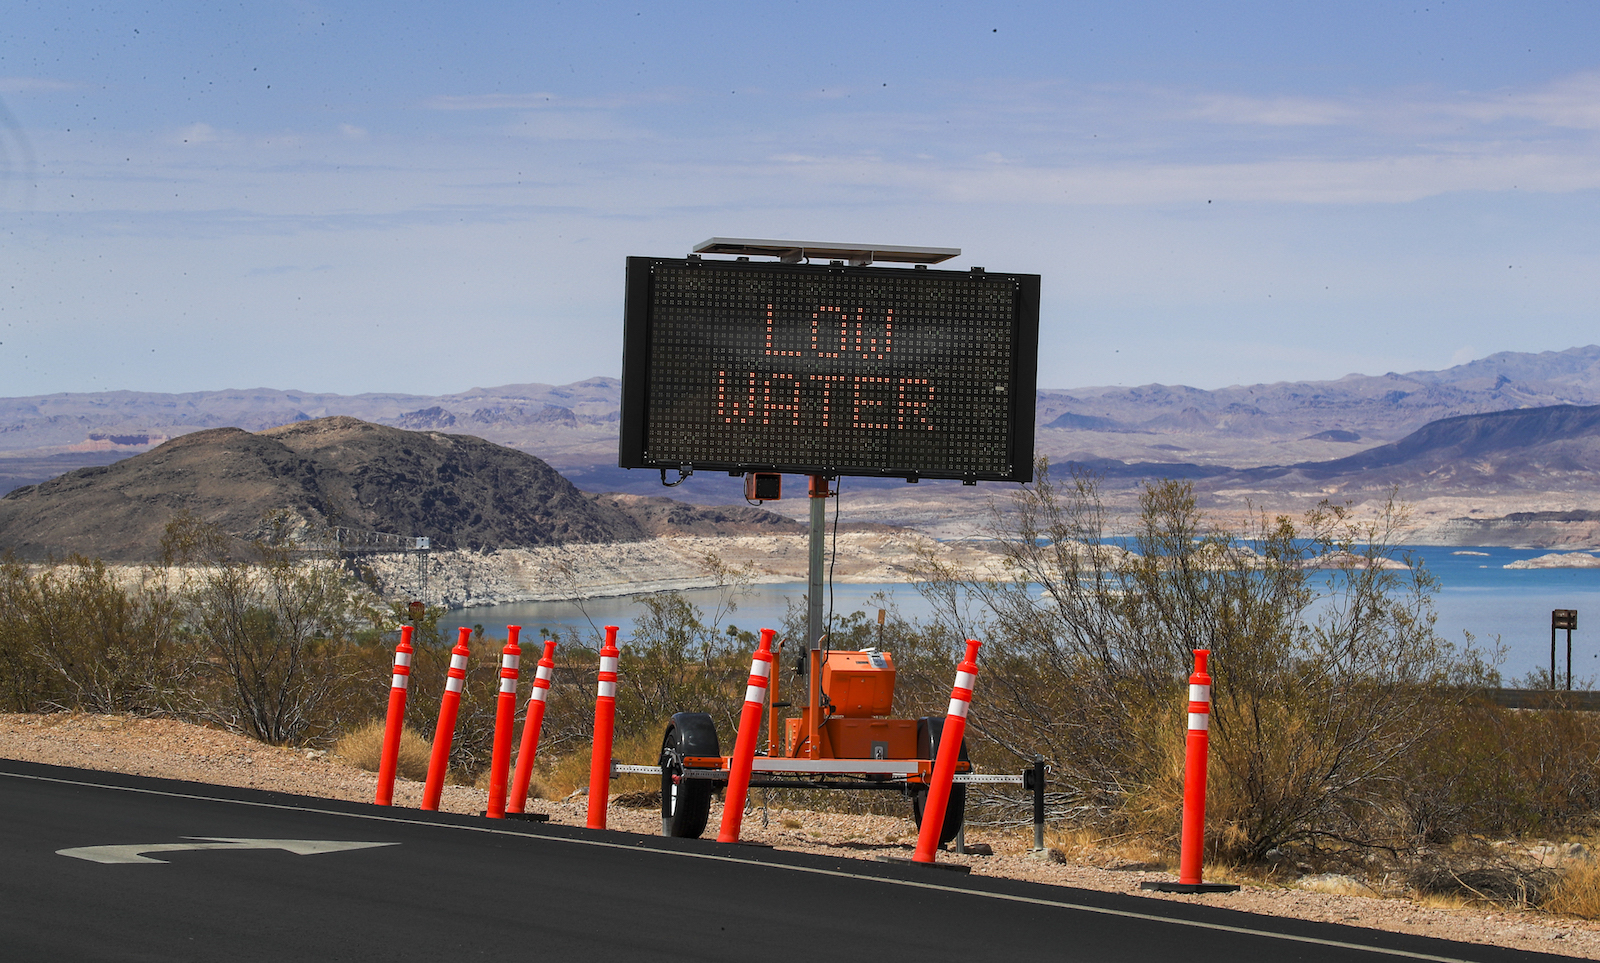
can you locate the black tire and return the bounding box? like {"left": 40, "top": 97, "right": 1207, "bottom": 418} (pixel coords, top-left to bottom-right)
{"left": 911, "top": 716, "right": 968, "bottom": 845}
{"left": 660, "top": 712, "right": 719, "bottom": 839}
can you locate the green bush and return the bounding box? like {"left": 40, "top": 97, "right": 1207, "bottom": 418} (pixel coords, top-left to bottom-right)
{"left": 163, "top": 512, "right": 388, "bottom": 745}
{"left": 0, "top": 556, "right": 190, "bottom": 714}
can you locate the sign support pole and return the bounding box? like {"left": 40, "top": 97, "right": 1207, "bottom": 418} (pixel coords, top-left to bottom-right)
{"left": 1552, "top": 610, "right": 1579, "bottom": 691}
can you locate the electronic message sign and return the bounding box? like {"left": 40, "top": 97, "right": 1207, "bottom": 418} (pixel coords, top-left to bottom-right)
{"left": 619, "top": 256, "right": 1040, "bottom": 483}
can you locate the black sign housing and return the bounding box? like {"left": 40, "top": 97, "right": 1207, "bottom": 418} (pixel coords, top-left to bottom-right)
{"left": 619, "top": 256, "right": 1040, "bottom": 482}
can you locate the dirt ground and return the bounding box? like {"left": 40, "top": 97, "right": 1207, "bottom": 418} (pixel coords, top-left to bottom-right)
{"left": 6, "top": 711, "right": 1600, "bottom": 959}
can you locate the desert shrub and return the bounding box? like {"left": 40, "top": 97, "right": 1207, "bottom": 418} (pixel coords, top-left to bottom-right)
{"left": 1400, "top": 698, "right": 1600, "bottom": 842}
{"left": 616, "top": 591, "right": 752, "bottom": 740}
{"left": 0, "top": 555, "right": 193, "bottom": 713}
{"left": 911, "top": 461, "right": 1497, "bottom": 860}
{"left": 1407, "top": 845, "right": 1561, "bottom": 907}
{"left": 164, "top": 512, "right": 389, "bottom": 745}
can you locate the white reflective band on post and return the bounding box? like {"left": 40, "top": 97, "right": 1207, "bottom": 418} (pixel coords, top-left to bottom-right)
{"left": 600, "top": 656, "right": 618, "bottom": 674}
{"left": 394, "top": 652, "right": 412, "bottom": 668}
{"left": 947, "top": 698, "right": 970, "bottom": 718}
{"left": 955, "top": 671, "right": 976, "bottom": 691}
{"left": 751, "top": 660, "right": 771, "bottom": 678}
{"left": 499, "top": 677, "right": 516, "bottom": 694}
{"left": 536, "top": 666, "right": 553, "bottom": 682}
{"left": 446, "top": 676, "right": 464, "bottom": 694}
{"left": 598, "top": 681, "right": 616, "bottom": 698}
{"left": 1188, "top": 712, "right": 1209, "bottom": 731}
{"left": 744, "top": 684, "right": 765, "bottom": 703}
{"left": 529, "top": 688, "right": 548, "bottom": 703}
{"left": 504, "top": 654, "right": 520, "bottom": 671}
{"left": 1189, "top": 684, "right": 1211, "bottom": 704}
{"left": 391, "top": 674, "right": 409, "bottom": 690}
{"left": 450, "top": 654, "right": 469, "bottom": 671}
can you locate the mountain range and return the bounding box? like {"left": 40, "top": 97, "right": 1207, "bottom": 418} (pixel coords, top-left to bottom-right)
{"left": 2, "top": 345, "right": 1599, "bottom": 511}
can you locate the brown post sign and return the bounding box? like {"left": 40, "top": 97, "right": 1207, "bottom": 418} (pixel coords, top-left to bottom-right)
{"left": 1553, "top": 609, "right": 1579, "bottom": 691}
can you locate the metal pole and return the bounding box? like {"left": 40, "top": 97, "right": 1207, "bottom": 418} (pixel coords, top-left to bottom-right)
{"left": 807, "top": 476, "right": 828, "bottom": 661}
{"left": 1552, "top": 623, "right": 1558, "bottom": 690}
{"left": 1568, "top": 628, "right": 1574, "bottom": 691}
{"left": 1032, "top": 753, "right": 1046, "bottom": 853}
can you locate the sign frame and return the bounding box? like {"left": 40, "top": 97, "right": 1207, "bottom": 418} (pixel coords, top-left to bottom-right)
{"left": 618, "top": 255, "right": 1041, "bottom": 484}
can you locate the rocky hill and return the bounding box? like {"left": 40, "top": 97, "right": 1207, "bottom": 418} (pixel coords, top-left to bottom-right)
{"left": 583, "top": 493, "right": 803, "bottom": 537}
{"left": 1224, "top": 403, "right": 1600, "bottom": 495}
{"left": 0, "top": 417, "right": 791, "bottom": 562}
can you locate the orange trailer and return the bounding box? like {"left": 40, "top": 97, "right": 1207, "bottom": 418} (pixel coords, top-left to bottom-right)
{"left": 656, "top": 635, "right": 969, "bottom": 842}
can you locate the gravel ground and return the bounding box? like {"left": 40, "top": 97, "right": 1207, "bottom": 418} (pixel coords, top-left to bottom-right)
{"left": 6, "top": 711, "right": 1600, "bottom": 959}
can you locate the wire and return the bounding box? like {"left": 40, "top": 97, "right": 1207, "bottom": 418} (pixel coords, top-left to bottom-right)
{"left": 825, "top": 476, "right": 841, "bottom": 654}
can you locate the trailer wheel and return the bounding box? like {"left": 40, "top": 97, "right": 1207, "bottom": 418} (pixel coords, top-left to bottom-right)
{"left": 660, "top": 713, "right": 719, "bottom": 839}
{"left": 912, "top": 717, "right": 968, "bottom": 845}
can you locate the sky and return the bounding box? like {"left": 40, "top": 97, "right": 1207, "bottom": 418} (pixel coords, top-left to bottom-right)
{"left": 3, "top": 1, "right": 1600, "bottom": 398}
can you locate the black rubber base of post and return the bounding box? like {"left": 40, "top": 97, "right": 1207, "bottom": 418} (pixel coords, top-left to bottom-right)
{"left": 876, "top": 855, "right": 972, "bottom": 874}
{"left": 1140, "top": 881, "right": 1240, "bottom": 894}
{"left": 500, "top": 812, "right": 551, "bottom": 822}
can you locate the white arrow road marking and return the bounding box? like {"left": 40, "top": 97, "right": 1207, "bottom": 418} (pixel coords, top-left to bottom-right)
{"left": 57, "top": 837, "right": 398, "bottom": 865}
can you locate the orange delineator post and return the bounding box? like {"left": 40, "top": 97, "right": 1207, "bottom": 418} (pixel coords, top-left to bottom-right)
{"left": 1179, "top": 649, "right": 1213, "bottom": 885}
{"left": 1140, "top": 649, "right": 1238, "bottom": 894}
{"left": 485, "top": 626, "right": 522, "bottom": 819}
{"left": 913, "top": 638, "right": 981, "bottom": 864}
{"left": 421, "top": 627, "right": 472, "bottom": 811}
{"left": 374, "top": 625, "right": 414, "bottom": 806}
{"left": 717, "top": 628, "right": 776, "bottom": 843}
{"left": 585, "top": 625, "right": 621, "bottom": 829}
{"left": 508, "top": 638, "right": 558, "bottom": 814}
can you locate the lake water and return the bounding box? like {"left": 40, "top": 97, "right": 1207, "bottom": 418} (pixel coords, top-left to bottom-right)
{"left": 439, "top": 546, "right": 1600, "bottom": 680}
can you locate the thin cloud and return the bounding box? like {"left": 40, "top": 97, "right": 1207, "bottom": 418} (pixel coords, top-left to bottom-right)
{"left": 423, "top": 92, "right": 558, "bottom": 110}
{"left": 177, "top": 123, "right": 223, "bottom": 145}
{"left": 757, "top": 148, "right": 1600, "bottom": 206}
{"left": 502, "top": 111, "right": 645, "bottom": 141}
{"left": 0, "top": 77, "right": 80, "bottom": 93}
{"left": 1189, "top": 94, "right": 1361, "bottom": 127}
{"left": 422, "top": 87, "right": 692, "bottom": 112}
{"left": 1448, "top": 71, "right": 1600, "bottom": 130}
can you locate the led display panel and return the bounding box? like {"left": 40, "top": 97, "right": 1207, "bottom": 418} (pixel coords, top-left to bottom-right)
{"left": 620, "top": 257, "right": 1040, "bottom": 482}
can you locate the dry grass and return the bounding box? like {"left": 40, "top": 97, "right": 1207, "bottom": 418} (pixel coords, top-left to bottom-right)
{"left": 1297, "top": 873, "right": 1378, "bottom": 896}
{"left": 529, "top": 725, "right": 665, "bottom": 801}
{"left": 1544, "top": 856, "right": 1600, "bottom": 919}
{"left": 332, "top": 719, "right": 431, "bottom": 782}
{"left": 1044, "top": 828, "right": 1168, "bottom": 870}
{"left": 1414, "top": 892, "right": 1475, "bottom": 911}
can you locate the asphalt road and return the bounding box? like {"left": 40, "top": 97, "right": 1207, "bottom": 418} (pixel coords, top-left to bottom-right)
{"left": 0, "top": 758, "right": 1568, "bottom": 962}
